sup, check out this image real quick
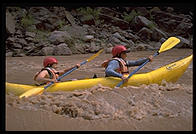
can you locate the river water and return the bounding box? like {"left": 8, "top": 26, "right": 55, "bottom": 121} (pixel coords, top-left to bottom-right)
{"left": 6, "top": 48, "right": 193, "bottom": 131}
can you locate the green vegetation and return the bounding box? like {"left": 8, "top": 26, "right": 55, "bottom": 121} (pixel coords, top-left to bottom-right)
{"left": 21, "top": 14, "right": 34, "bottom": 29}
{"left": 147, "top": 22, "right": 157, "bottom": 30}
{"left": 123, "top": 10, "right": 142, "bottom": 23}
{"left": 149, "top": 7, "right": 160, "bottom": 21}
{"left": 76, "top": 7, "right": 103, "bottom": 25}
{"left": 57, "top": 20, "right": 65, "bottom": 29}
{"left": 33, "top": 29, "right": 49, "bottom": 43}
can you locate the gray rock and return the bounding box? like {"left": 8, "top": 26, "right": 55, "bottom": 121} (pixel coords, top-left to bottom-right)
{"left": 83, "top": 35, "right": 94, "bottom": 42}
{"left": 25, "top": 32, "right": 36, "bottom": 38}
{"left": 48, "top": 30, "right": 72, "bottom": 45}
{"left": 98, "top": 7, "right": 121, "bottom": 17}
{"left": 136, "top": 27, "right": 153, "bottom": 41}
{"left": 174, "top": 22, "right": 193, "bottom": 37}
{"left": 53, "top": 43, "right": 72, "bottom": 55}
{"left": 99, "top": 13, "right": 130, "bottom": 30}
{"left": 6, "top": 52, "right": 13, "bottom": 57}
{"left": 166, "top": 7, "right": 174, "bottom": 13}
{"left": 135, "top": 43, "right": 154, "bottom": 51}
{"left": 88, "top": 42, "right": 101, "bottom": 53}
{"left": 6, "top": 12, "right": 16, "bottom": 34}
{"left": 65, "top": 10, "right": 76, "bottom": 26}
{"left": 61, "top": 25, "right": 87, "bottom": 40}
{"left": 152, "top": 28, "right": 167, "bottom": 41}
{"left": 11, "top": 43, "right": 23, "bottom": 49}
{"left": 74, "top": 43, "right": 86, "bottom": 54}
{"left": 25, "top": 37, "right": 34, "bottom": 43}
{"left": 41, "top": 46, "right": 54, "bottom": 56}
{"left": 130, "top": 16, "right": 154, "bottom": 32}
{"left": 110, "top": 36, "right": 121, "bottom": 44}
{"left": 12, "top": 49, "right": 25, "bottom": 57}
{"left": 113, "top": 32, "right": 122, "bottom": 40}
{"left": 105, "top": 47, "right": 113, "bottom": 54}
{"left": 175, "top": 36, "right": 191, "bottom": 48}
{"left": 135, "top": 7, "right": 150, "bottom": 17}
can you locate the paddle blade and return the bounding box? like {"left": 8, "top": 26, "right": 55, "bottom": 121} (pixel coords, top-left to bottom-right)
{"left": 87, "top": 49, "right": 104, "bottom": 62}
{"left": 159, "top": 37, "right": 180, "bottom": 53}
{"left": 19, "top": 87, "right": 44, "bottom": 98}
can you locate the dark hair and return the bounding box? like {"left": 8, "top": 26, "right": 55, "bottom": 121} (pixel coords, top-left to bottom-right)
{"left": 112, "top": 51, "right": 126, "bottom": 58}
{"left": 46, "top": 64, "right": 53, "bottom": 67}
{"left": 112, "top": 53, "right": 121, "bottom": 58}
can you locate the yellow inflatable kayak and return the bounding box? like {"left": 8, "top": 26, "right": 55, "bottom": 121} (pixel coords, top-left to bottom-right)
{"left": 6, "top": 55, "right": 193, "bottom": 96}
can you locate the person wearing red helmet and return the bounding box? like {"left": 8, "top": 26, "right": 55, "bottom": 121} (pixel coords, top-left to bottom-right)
{"left": 102, "top": 45, "right": 153, "bottom": 82}
{"left": 34, "top": 57, "right": 80, "bottom": 85}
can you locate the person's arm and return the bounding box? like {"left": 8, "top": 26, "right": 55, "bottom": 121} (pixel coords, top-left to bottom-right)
{"left": 126, "top": 55, "right": 153, "bottom": 67}
{"left": 105, "top": 60, "right": 123, "bottom": 78}
{"left": 59, "top": 64, "right": 80, "bottom": 76}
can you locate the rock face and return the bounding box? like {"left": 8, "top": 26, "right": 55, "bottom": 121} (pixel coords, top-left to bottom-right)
{"left": 53, "top": 43, "right": 72, "bottom": 55}
{"left": 48, "top": 31, "right": 73, "bottom": 45}
{"left": 6, "top": 12, "right": 16, "bottom": 35}
{"left": 5, "top": 7, "right": 193, "bottom": 57}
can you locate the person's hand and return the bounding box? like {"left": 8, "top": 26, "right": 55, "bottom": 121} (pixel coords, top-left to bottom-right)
{"left": 148, "top": 55, "right": 153, "bottom": 62}
{"left": 121, "top": 75, "right": 128, "bottom": 83}
{"left": 75, "top": 64, "right": 80, "bottom": 68}
{"left": 50, "top": 78, "right": 58, "bottom": 83}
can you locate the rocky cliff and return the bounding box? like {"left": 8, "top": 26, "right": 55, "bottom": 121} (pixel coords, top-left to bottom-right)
{"left": 5, "top": 7, "right": 193, "bottom": 57}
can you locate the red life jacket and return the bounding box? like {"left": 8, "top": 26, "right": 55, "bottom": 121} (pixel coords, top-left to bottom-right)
{"left": 101, "top": 57, "right": 129, "bottom": 75}
{"left": 34, "top": 67, "right": 59, "bottom": 85}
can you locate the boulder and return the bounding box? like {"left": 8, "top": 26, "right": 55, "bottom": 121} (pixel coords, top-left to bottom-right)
{"left": 98, "top": 7, "right": 121, "bottom": 17}
{"left": 136, "top": 27, "right": 153, "bottom": 41}
{"left": 83, "top": 35, "right": 94, "bottom": 42}
{"left": 61, "top": 25, "right": 87, "bottom": 40}
{"left": 175, "top": 36, "right": 192, "bottom": 48}
{"left": 174, "top": 22, "right": 193, "bottom": 37}
{"left": 25, "top": 32, "right": 36, "bottom": 38}
{"left": 130, "top": 16, "right": 154, "bottom": 32}
{"left": 74, "top": 43, "right": 86, "bottom": 54}
{"left": 6, "top": 52, "right": 13, "bottom": 57}
{"left": 29, "top": 7, "right": 60, "bottom": 31}
{"left": 105, "top": 47, "right": 113, "bottom": 54}
{"left": 151, "top": 10, "right": 192, "bottom": 35}
{"left": 151, "top": 28, "right": 168, "bottom": 41}
{"left": 48, "top": 31, "right": 73, "bottom": 45}
{"left": 12, "top": 49, "right": 26, "bottom": 57}
{"left": 99, "top": 13, "right": 130, "bottom": 30}
{"left": 135, "top": 43, "right": 154, "bottom": 51}
{"left": 6, "top": 12, "right": 16, "bottom": 35}
{"left": 88, "top": 42, "right": 101, "bottom": 53}
{"left": 53, "top": 43, "right": 72, "bottom": 55}
{"left": 79, "top": 15, "right": 95, "bottom": 25}
{"left": 41, "top": 46, "right": 55, "bottom": 55}
{"left": 65, "top": 10, "right": 76, "bottom": 26}
{"left": 134, "top": 7, "right": 150, "bottom": 18}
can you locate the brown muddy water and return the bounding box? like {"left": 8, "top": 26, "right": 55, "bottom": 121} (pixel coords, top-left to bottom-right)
{"left": 6, "top": 48, "right": 193, "bottom": 131}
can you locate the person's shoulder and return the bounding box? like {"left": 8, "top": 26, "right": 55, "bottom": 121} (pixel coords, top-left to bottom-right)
{"left": 109, "top": 59, "right": 120, "bottom": 64}
{"left": 39, "top": 69, "right": 49, "bottom": 74}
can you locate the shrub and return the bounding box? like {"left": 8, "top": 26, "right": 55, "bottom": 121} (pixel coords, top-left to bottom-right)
{"left": 123, "top": 10, "right": 139, "bottom": 23}
{"left": 21, "top": 14, "right": 34, "bottom": 28}
{"left": 77, "top": 7, "right": 103, "bottom": 25}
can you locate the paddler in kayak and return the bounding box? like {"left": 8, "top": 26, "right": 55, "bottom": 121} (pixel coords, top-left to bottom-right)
{"left": 34, "top": 57, "right": 80, "bottom": 86}
{"left": 102, "top": 45, "right": 153, "bottom": 82}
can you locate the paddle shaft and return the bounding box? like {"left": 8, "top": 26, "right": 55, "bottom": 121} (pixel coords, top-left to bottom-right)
{"left": 44, "top": 60, "right": 88, "bottom": 89}
{"left": 116, "top": 52, "right": 159, "bottom": 87}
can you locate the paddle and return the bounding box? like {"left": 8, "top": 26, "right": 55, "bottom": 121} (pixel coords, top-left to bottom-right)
{"left": 19, "top": 49, "right": 104, "bottom": 98}
{"left": 116, "top": 37, "right": 180, "bottom": 87}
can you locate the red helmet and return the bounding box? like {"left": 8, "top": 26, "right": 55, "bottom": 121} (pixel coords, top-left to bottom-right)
{"left": 43, "top": 57, "right": 58, "bottom": 67}
{"left": 112, "top": 45, "right": 127, "bottom": 57}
